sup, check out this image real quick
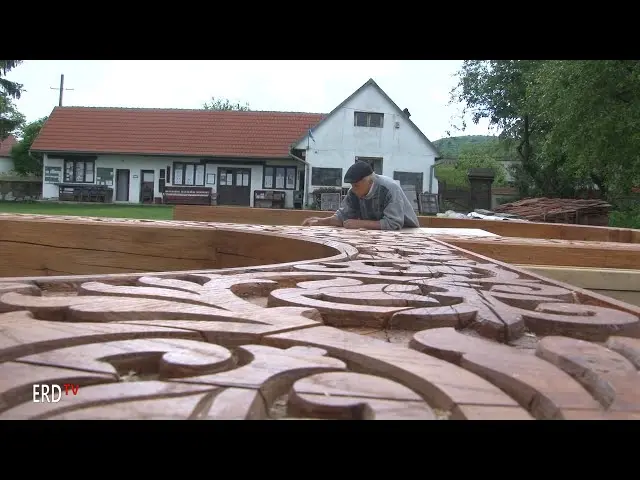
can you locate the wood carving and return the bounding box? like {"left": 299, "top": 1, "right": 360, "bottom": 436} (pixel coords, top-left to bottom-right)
{"left": 0, "top": 214, "right": 639, "bottom": 420}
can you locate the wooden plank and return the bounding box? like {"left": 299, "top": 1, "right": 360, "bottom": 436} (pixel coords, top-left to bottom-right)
{"left": 442, "top": 236, "right": 640, "bottom": 270}
{"left": 0, "top": 215, "right": 343, "bottom": 277}
{"left": 173, "top": 205, "right": 640, "bottom": 243}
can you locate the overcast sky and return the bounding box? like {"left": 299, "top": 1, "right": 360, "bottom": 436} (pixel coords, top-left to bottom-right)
{"left": 6, "top": 60, "right": 494, "bottom": 142}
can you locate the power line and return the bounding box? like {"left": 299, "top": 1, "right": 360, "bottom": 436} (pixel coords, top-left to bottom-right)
{"left": 50, "top": 74, "right": 74, "bottom": 107}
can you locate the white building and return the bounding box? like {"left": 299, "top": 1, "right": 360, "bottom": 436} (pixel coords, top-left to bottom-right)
{"left": 293, "top": 78, "right": 441, "bottom": 200}
{"left": 31, "top": 78, "right": 441, "bottom": 208}
{"left": 0, "top": 135, "right": 17, "bottom": 174}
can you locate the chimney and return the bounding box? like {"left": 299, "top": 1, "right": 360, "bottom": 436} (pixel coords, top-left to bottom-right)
{"left": 402, "top": 108, "right": 411, "bottom": 118}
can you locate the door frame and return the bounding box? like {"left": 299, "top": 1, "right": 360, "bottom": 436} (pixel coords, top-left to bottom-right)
{"left": 217, "top": 167, "right": 252, "bottom": 206}
{"left": 115, "top": 169, "right": 130, "bottom": 202}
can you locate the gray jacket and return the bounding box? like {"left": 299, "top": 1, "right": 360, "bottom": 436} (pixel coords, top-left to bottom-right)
{"left": 335, "top": 174, "right": 420, "bottom": 230}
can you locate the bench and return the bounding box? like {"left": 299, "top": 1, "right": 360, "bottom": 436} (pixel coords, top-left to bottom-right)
{"left": 58, "top": 184, "right": 113, "bottom": 203}
{"left": 163, "top": 186, "right": 213, "bottom": 205}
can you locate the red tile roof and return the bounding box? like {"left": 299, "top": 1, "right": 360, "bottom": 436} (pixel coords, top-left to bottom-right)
{"left": 0, "top": 135, "right": 17, "bottom": 157}
{"left": 31, "top": 107, "right": 325, "bottom": 158}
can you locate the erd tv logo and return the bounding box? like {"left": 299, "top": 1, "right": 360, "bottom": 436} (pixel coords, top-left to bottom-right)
{"left": 33, "top": 384, "right": 80, "bottom": 403}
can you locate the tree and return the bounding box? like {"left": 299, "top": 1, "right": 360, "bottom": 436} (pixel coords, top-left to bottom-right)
{"left": 450, "top": 60, "right": 544, "bottom": 186}
{"left": 0, "top": 61, "right": 26, "bottom": 140}
{"left": 529, "top": 60, "right": 640, "bottom": 198}
{"left": 452, "top": 60, "right": 640, "bottom": 200}
{"left": 10, "top": 117, "right": 48, "bottom": 176}
{"left": 203, "top": 97, "right": 250, "bottom": 111}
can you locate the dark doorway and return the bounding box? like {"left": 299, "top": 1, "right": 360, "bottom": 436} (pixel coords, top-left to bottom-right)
{"left": 140, "top": 170, "right": 155, "bottom": 204}
{"left": 115, "top": 169, "right": 130, "bottom": 202}
{"left": 298, "top": 170, "right": 305, "bottom": 191}
{"left": 217, "top": 167, "right": 251, "bottom": 206}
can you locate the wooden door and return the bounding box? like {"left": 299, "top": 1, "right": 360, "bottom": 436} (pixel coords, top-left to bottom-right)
{"left": 217, "top": 167, "right": 251, "bottom": 206}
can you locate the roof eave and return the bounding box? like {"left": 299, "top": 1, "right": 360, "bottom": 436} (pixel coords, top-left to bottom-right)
{"left": 31, "top": 148, "right": 294, "bottom": 160}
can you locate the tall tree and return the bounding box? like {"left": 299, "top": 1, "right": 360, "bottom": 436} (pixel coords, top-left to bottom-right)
{"left": 451, "top": 60, "right": 592, "bottom": 198}
{"left": 0, "top": 61, "right": 26, "bottom": 140}
{"left": 203, "top": 97, "right": 250, "bottom": 111}
{"left": 450, "top": 61, "right": 540, "bottom": 178}
{"left": 10, "top": 117, "right": 48, "bottom": 176}
{"left": 529, "top": 60, "right": 640, "bottom": 197}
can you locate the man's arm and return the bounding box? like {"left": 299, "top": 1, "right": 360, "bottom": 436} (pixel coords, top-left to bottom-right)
{"left": 331, "top": 193, "right": 360, "bottom": 226}
{"left": 303, "top": 193, "right": 357, "bottom": 227}
{"left": 379, "top": 188, "right": 406, "bottom": 231}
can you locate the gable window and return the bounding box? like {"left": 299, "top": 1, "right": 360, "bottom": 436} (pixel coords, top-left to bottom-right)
{"left": 264, "top": 166, "right": 297, "bottom": 190}
{"left": 64, "top": 158, "right": 95, "bottom": 183}
{"left": 159, "top": 169, "right": 166, "bottom": 193}
{"left": 355, "top": 157, "right": 383, "bottom": 175}
{"left": 173, "top": 162, "right": 205, "bottom": 186}
{"left": 354, "top": 111, "right": 384, "bottom": 128}
{"left": 311, "top": 167, "right": 343, "bottom": 187}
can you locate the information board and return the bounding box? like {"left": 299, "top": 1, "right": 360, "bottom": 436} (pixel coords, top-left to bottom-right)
{"left": 96, "top": 168, "right": 114, "bottom": 186}
{"left": 44, "top": 166, "right": 62, "bottom": 184}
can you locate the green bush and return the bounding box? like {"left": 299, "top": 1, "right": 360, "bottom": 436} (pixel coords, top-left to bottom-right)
{"left": 609, "top": 206, "right": 640, "bottom": 229}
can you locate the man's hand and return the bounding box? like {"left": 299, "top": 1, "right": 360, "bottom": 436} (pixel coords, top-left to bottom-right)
{"left": 302, "top": 217, "right": 322, "bottom": 226}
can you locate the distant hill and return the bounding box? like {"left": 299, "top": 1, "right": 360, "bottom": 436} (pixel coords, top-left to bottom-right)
{"left": 433, "top": 135, "right": 498, "bottom": 158}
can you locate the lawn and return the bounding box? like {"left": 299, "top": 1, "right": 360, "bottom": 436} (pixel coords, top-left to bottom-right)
{"left": 0, "top": 201, "right": 175, "bottom": 220}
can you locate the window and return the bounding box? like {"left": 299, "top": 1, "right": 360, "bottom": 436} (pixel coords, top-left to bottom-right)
{"left": 393, "top": 171, "right": 424, "bottom": 192}
{"left": 311, "top": 167, "right": 343, "bottom": 187}
{"left": 355, "top": 157, "right": 383, "bottom": 175}
{"left": 264, "top": 166, "right": 297, "bottom": 190}
{"left": 63, "top": 158, "right": 95, "bottom": 183}
{"left": 159, "top": 169, "right": 166, "bottom": 193}
{"left": 173, "top": 162, "right": 205, "bottom": 186}
{"left": 354, "top": 111, "right": 384, "bottom": 128}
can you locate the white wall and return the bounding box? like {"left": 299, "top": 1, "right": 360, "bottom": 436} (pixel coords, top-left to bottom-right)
{"left": 295, "top": 83, "right": 439, "bottom": 196}
{"left": 42, "top": 154, "right": 177, "bottom": 202}
{"left": 41, "top": 153, "right": 305, "bottom": 208}
{"left": 0, "top": 156, "right": 14, "bottom": 174}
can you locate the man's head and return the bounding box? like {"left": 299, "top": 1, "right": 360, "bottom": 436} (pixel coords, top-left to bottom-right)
{"left": 344, "top": 161, "right": 375, "bottom": 198}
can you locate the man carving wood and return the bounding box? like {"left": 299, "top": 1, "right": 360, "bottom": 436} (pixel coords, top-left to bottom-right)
{"left": 302, "top": 161, "right": 420, "bottom": 230}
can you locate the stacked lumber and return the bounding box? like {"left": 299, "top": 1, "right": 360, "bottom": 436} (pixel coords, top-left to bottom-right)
{"left": 493, "top": 197, "right": 612, "bottom": 225}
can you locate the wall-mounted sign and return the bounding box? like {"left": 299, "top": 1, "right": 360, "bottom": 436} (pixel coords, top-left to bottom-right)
{"left": 44, "top": 166, "right": 62, "bottom": 184}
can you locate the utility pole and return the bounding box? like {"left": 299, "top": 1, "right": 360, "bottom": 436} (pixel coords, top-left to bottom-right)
{"left": 50, "top": 74, "right": 74, "bottom": 106}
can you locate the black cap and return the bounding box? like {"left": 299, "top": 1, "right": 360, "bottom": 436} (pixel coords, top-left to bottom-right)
{"left": 344, "top": 161, "right": 374, "bottom": 183}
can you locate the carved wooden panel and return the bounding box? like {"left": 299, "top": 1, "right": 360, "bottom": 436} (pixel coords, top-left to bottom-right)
{"left": 0, "top": 215, "right": 639, "bottom": 420}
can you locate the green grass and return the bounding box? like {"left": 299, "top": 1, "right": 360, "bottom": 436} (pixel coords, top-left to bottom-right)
{"left": 0, "top": 201, "right": 175, "bottom": 220}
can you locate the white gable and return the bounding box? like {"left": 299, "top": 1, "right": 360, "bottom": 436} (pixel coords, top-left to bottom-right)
{"left": 294, "top": 81, "right": 438, "bottom": 157}
{"left": 294, "top": 80, "right": 440, "bottom": 194}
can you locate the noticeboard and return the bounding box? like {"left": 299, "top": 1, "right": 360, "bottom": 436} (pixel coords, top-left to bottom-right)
{"left": 44, "top": 166, "right": 62, "bottom": 184}
{"left": 96, "top": 168, "right": 114, "bottom": 186}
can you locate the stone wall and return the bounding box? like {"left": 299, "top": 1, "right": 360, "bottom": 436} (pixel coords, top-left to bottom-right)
{"left": 0, "top": 176, "right": 42, "bottom": 201}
